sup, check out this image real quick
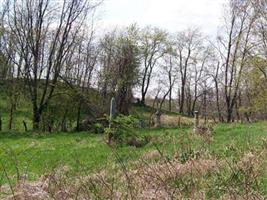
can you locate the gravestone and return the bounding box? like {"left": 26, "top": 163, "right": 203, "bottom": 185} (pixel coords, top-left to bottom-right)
{"left": 139, "top": 119, "right": 145, "bottom": 128}
{"left": 110, "top": 97, "right": 116, "bottom": 119}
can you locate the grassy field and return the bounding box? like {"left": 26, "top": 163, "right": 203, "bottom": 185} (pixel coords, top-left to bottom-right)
{"left": 0, "top": 122, "right": 266, "bottom": 192}
{"left": 0, "top": 127, "right": 176, "bottom": 184}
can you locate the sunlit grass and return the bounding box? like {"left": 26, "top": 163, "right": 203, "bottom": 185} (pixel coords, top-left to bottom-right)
{"left": 0, "top": 122, "right": 266, "bottom": 186}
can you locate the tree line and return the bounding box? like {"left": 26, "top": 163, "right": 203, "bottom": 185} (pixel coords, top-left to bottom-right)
{"left": 0, "top": 0, "right": 266, "bottom": 131}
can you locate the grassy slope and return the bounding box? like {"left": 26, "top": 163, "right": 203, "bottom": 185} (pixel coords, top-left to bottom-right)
{"left": 0, "top": 86, "right": 266, "bottom": 194}
{"left": 0, "top": 78, "right": 189, "bottom": 131}
{"left": 0, "top": 89, "right": 32, "bottom": 131}
{"left": 0, "top": 122, "right": 266, "bottom": 187}
{"left": 0, "top": 129, "right": 173, "bottom": 183}
{"left": 0, "top": 95, "right": 187, "bottom": 131}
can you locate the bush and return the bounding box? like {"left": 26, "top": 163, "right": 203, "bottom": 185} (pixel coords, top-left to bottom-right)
{"left": 105, "top": 115, "right": 148, "bottom": 146}
{"left": 92, "top": 123, "right": 105, "bottom": 134}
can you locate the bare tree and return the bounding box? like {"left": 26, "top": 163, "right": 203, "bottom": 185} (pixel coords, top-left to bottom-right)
{"left": 175, "top": 28, "right": 203, "bottom": 114}
{"left": 252, "top": 0, "right": 267, "bottom": 82}
{"left": 61, "top": 27, "right": 99, "bottom": 131}
{"left": 190, "top": 47, "right": 212, "bottom": 116}
{"left": 139, "top": 26, "right": 168, "bottom": 105}
{"left": 209, "top": 61, "right": 224, "bottom": 122}
{"left": 161, "top": 44, "right": 177, "bottom": 112}
{"left": 217, "top": 0, "right": 256, "bottom": 122}
{"left": 4, "top": 0, "right": 101, "bottom": 130}
{"left": 98, "top": 30, "right": 118, "bottom": 106}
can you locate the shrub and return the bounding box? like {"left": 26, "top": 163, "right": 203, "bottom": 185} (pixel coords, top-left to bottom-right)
{"left": 105, "top": 115, "right": 148, "bottom": 146}
{"left": 92, "top": 123, "right": 105, "bottom": 134}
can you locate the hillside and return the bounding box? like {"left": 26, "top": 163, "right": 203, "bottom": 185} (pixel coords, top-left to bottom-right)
{"left": 0, "top": 84, "right": 267, "bottom": 199}
{"left": 0, "top": 79, "right": 193, "bottom": 132}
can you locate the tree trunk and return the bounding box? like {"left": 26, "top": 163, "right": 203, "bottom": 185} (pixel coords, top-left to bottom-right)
{"left": 141, "top": 93, "right": 146, "bottom": 106}
{"left": 117, "top": 87, "right": 130, "bottom": 115}
{"left": 214, "top": 63, "right": 223, "bottom": 122}
{"left": 61, "top": 109, "right": 68, "bottom": 132}
{"left": 8, "top": 103, "right": 15, "bottom": 130}
{"left": 33, "top": 107, "right": 41, "bottom": 131}
{"left": 169, "top": 89, "right": 172, "bottom": 112}
{"left": 236, "top": 91, "right": 242, "bottom": 122}
{"left": 76, "top": 100, "right": 82, "bottom": 132}
{"left": 192, "top": 98, "right": 197, "bottom": 117}
{"left": 186, "top": 88, "right": 192, "bottom": 116}
{"left": 226, "top": 106, "right": 233, "bottom": 123}
{"left": 215, "top": 84, "right": 223, "bottom": 122}
{"left": 179, "top": 84, "right": 185, "bottom": 114}
{"left": 203, "top": 90, "right": 207, "bottom": 124}
{"left": 235, "top": 102, "right": 240, "bottom": 122}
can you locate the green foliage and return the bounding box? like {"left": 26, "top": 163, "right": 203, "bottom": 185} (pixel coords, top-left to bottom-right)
{"left": 244, "top": 56, "right": 267, "bottom": 113}
{"left": 92, "top": 123, "right": 105, "bottom": 134}
{"left": 41, "top": 89, "right": 78, "bottom": 131}
{"left": 99, "top": 31, "right": 140, "bottom": 115}
{"left": 105, "top": 114, "right": 139, "bottom": 145}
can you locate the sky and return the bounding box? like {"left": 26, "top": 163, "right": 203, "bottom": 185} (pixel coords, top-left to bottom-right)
{"left": 96, "top": 0, "right": 228, "bottom": 97}
{"left": 97, "top": 0, "right": 227, "bottom": 36}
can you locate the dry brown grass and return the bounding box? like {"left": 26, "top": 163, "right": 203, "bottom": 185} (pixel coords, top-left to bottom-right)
{"left": 2, "top": 138, "right": 267, "bottom": 200}
{"left": 160, "top": 115, "right": 194, "bottom": 127}
{"left": 3, "top": 150, "right": 266, "bottom": 200}
{"left": 3, "top": 157, "right": 220, "bottom": 199}
{"left": 131, "top": 158, "right": 220, "bottom": 199}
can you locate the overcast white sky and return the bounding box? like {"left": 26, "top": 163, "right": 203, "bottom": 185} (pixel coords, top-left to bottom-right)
{"left": 97, "top": 0, "right": 227, "bottom": 35}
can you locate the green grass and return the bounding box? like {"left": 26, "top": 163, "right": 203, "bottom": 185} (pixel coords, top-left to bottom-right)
{"left": 0, "top": 121, "right": 266, "bottom": 186}
{"left": 0, "top": 90, "right": 32, "bottom": 132}
{"left": 211, "top": 122, "right": 267, "bottom": 155}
